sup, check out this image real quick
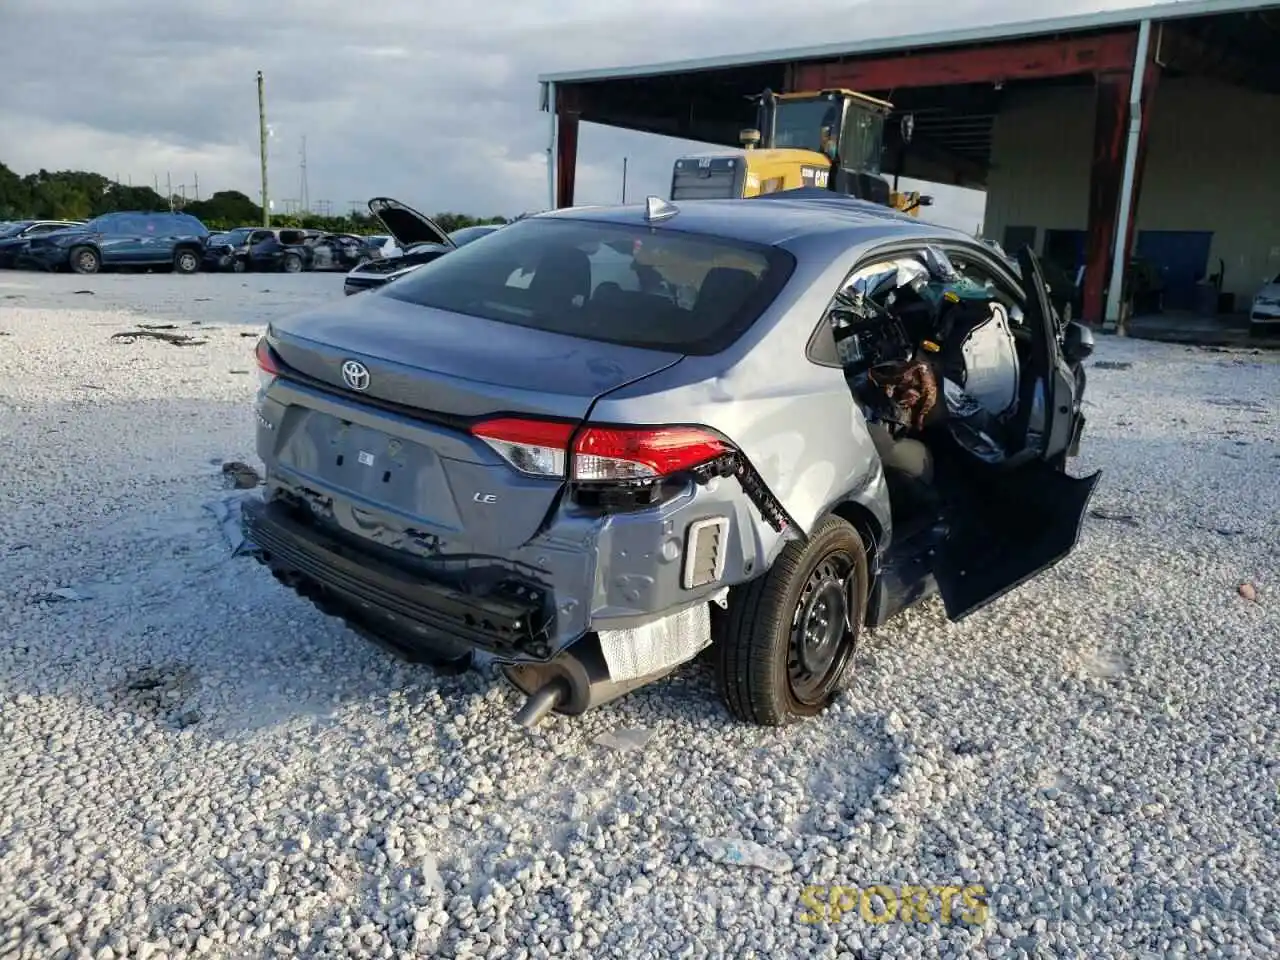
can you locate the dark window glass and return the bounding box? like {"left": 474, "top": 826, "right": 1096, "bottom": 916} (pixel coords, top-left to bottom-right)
{"left": 383, "top": 217, "right": 795, "bottom": 354}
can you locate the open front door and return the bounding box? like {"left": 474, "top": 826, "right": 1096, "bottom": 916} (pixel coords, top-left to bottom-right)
{"left": 932, "top": 246, "right": 1100, "bottom": 621}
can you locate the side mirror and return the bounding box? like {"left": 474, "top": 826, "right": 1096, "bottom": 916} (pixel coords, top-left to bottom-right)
{"left": 1063, "top": 321, "right": 1094, "bottom": 363}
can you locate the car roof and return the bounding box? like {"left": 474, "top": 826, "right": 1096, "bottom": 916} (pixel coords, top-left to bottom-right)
{"left": 537, "top": 191, "right": 964, "bottom": 252}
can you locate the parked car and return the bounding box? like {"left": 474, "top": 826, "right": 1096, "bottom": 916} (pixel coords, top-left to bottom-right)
{"left": 203, "top": 226, "right": 278, "bottom": 272}
{"left": 21, "top": 211, "right": 210, "bottom": 275}
{"left": 247, "top": 230, "right": 372, "bottom": 273}
{"left": 308, "top": 234, "right": 373, "bottom": 271}
{"left": 1249, "top": 272, "right": 1280, "bottom": 337}
{"left": 246, "top": 229, "right": 318, "bottom": 273}
{"left": 243, "top": 189, "right": 1097, "bottom": 729}
{"left": 0, "top": 219, "right": 85, "bottom": 268}
{"left": 342, "top": 199, "right": 500, "bottom": 295}
{"left": 362, "top": 234, "right": 398, "bottom": 259}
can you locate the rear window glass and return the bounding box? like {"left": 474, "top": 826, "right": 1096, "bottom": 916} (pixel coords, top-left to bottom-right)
{"left": 382, "top": 217, "right": 795, "bottom": 354}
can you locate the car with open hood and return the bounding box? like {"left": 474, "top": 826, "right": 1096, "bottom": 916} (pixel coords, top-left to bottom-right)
{"left": 342, "top": 198, "right": 501, "bottom": 295}
{"left": 243, "top": 189, "right": 1098, "bottom": 729}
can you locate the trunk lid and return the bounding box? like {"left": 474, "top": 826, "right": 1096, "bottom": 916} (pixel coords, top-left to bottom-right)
{"left": 368, "top": 197, "right": 454, "bottom": 250}
{"left": 262, "top": 294, "right": 683, "bottom": 553}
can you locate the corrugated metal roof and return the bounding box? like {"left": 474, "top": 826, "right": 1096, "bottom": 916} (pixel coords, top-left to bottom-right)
{"left": 537, "top": 0, "right": 1277, "bottom": 85}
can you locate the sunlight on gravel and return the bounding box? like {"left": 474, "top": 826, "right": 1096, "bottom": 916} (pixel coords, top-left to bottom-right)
{"left": 1, "top": 272, "right": 1276, "bottom": 959}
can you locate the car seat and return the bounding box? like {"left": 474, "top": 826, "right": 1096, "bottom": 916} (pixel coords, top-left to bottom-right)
{"left": 529, "top": 247, "right": 592, "bottom": 312}
{"left": 693, "top": 267, "right": 758, "bottom": 324}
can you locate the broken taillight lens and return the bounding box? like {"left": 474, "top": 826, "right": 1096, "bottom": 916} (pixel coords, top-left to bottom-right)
{"left": 470, "top": 418, "right": 732, "bottom": 482}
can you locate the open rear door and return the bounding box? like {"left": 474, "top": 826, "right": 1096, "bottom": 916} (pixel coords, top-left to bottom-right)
{"left": 932, "top": 246, "right": 1100, "bottom": 621}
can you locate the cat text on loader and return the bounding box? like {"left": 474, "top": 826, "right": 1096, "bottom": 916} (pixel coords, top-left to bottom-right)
{"left": 669, "top": 88, "right": 933, "bottom": 216}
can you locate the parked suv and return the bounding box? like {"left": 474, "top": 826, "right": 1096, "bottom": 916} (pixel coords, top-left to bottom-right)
{"left": 23, "top": 211, "right": 210, "bottom": 275}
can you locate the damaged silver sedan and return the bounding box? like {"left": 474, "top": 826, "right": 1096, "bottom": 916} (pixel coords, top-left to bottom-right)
{"left": 242, "top": 190, "right": 1097, "bottom": 727}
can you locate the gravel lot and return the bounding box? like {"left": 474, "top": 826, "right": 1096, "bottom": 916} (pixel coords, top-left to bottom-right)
{"left": 1, "top": 270, "right": 1276, "bottom": 960}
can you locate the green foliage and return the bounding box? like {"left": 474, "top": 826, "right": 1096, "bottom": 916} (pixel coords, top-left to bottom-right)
{"left": 0, "top": 161, "right": 508, "bottom": 234}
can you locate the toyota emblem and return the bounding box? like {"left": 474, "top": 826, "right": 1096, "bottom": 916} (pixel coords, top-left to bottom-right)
{"left": 341, "top": 359, "right": 370, "bottom": 391}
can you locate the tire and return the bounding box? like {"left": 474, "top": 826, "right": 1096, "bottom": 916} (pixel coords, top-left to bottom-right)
{"left": 173, "top": 248, "right": 200, "bottom": 275}
{"left": 232, "top": 257, "right": 247, "bottom": 274}
{"left": 282, "top": 253, "right": 303, "bottom": 274}
{"left": 715, "top": 514, "right": 869, "bottom": 725}
{"left": 70, "top": 246, "right": 100, "bottom": 275}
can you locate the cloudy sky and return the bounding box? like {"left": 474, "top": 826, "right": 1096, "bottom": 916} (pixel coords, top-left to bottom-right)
{"left": 1, "top": 0, "right": 1164, "bottom": 229}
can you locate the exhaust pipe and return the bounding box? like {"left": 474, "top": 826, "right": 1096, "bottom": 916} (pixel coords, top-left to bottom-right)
{"left": 513, "top": 677, "right": 570, "bottom": 728}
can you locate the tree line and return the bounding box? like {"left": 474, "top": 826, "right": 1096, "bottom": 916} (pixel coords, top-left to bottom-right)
{"left": 0, "top": 163, "right": 509, "bottom": 234}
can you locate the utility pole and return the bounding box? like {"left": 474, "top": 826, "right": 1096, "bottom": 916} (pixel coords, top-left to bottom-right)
{"left": 153, "top": 173, "right": 159, "bottom": 195}
{"left": 621, "top": 157, "right": 628, "bottom": 204}
{"left": 299, "top": 135, "right": 309, "bottom": 215}
{"left": 194, "top": 172, "right": 199, "bottom": 201}
{"left": 258, "top": 70, "right": 270, "bottom": 227}
{"left": 166, "top": 172, "right": 173, "bottom": 212}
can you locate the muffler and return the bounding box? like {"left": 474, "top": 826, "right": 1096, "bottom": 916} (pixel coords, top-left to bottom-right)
{"left": 512, "top": 678, "right": 570, "bottom": 728}
{"left": 504, "top": 634, "right": 668, "bottom": 727}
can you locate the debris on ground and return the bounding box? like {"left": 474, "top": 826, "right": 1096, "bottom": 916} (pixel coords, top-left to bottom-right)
{"left": 1093, "top": 360, "right": 1133, "bottom": 370}
{"left": 29, "top": 587, "right": 91, "bottom": 604}
{"left": 1089, "top": 508, "right": 1141, "bottom": 526}
{"left": 204, "top": 492, "right": 260, "bottom": 556}
{"left": 138, "top": 322, "right": 178, "bottom": 330}
{"left": 699, "top": 837, "right": 794, "bottom": 874}
{"left": 111, "top": 329, "right": 209, "bottom": 347}
{"left": 594, "top": 727, "right": 655, "bottom": 752}
{"left": 1238, "top": 582, "right": 1259, "bottom": 602}
{"left": 73, "top": 289, "right": 94, "bottom": 295}
{"left": 221, "top": 460, "right": 261, "bottom": 489}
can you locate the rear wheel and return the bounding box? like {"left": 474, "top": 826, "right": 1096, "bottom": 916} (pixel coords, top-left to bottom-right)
{"left": 715, "top": 514, "right": 868, "bottom": 725}
{"left": 232, "top": 257, "right": 247, "bottom": 274}
{"left": 173, "top": 248, "right": 200, "bottom": 275}
{"left": 282, "top": 253, "right": 303, "bottom": 273}
{"left": 70, "top": 246, "right": 100, "bottom": 275}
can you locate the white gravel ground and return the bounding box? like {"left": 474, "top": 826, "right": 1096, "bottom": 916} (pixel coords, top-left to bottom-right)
{"left": 1, "top": 270, "right": 1276, "bottom": 960}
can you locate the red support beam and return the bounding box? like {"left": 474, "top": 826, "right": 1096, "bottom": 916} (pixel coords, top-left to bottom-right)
{"left": 554, "top": 110, "right": 580, "bottom": 209}
{"left": 792, "top": 30, "right": 1138, "bottom": 91}
{"left": 1081, "top": 70, "right": 1130, "bottom": 326}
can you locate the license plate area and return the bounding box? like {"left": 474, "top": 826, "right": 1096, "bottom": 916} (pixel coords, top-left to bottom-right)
{"left": 283, "top": 412, "right": 462, "bottom": 528}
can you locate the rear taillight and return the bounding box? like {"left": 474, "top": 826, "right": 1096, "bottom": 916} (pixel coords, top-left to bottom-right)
{"left": 471, "top": 418, "right": 573, "bottom": 478}
{"left": 574, "top": 426, "right": 731, "bottom": 481}
{"left": 470, "top": 417, "right": 732, "bottom": 482}
{"left": 255, "top": 337, "right": 282, "bottom": 392}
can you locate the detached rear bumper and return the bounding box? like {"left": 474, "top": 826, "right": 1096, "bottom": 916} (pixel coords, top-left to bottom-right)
{"left": 242, "top": 497, "right": 552, "bottom": 659}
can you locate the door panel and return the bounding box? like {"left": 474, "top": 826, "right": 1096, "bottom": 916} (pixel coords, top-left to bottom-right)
{"left": 929, "top": 243, "right": 1100, "bottom": 620}
{"left": 933, "top": 459, "right": 1099, "bottom": 620}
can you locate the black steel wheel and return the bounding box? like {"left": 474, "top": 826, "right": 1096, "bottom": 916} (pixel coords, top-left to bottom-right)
{"left": 716, "top": 514, "right": 869, "bottom": 725}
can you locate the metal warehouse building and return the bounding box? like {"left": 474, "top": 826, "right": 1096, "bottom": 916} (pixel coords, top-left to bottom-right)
{"left": 537, "top": 0, "right": 1280, "bottom": 327}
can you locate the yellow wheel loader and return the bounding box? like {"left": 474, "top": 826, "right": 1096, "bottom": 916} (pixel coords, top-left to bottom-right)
{"left": 670, "top": 88, "right": 933, "bottom": 216}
